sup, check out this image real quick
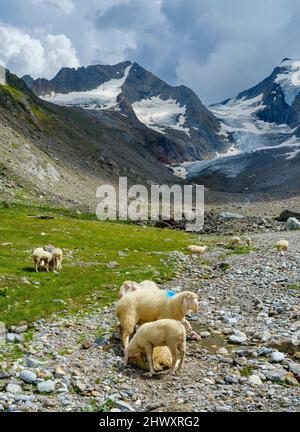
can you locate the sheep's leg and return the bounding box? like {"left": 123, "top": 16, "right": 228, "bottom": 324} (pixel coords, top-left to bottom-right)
{"left": 177, "top": 345, "right": 185, "bottom": 371}
{"left": 145, "top": 347, "right": 155, "bottom": 376}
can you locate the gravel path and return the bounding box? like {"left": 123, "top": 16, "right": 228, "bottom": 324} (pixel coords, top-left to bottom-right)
{"left": 1, "top": 231, "right": 299, "bottom": 412}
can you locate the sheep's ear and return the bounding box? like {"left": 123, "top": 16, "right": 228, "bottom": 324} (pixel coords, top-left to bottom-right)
{"left": 181, "top": 297, "right": 189, "bottom": 315}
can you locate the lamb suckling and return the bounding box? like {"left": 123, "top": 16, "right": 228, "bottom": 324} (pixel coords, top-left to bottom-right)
{"left": 116, "top": 289, "right": 199, "bottom": 348}
{"left": 124, "top": 319, "right": 186, "bottom": 376}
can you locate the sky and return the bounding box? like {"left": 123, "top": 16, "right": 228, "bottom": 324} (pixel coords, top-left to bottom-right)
{"left": 1, "top": 0, "right": 300, "bottom": 104}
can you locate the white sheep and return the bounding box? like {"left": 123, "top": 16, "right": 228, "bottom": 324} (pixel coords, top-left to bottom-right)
{"left": 118, "top": 280, "right": 159, "bottom": 298}
{"left": 125, "top": 319, "right": 186, "bottom": 376}
{"left": 245, "top": 237, "right": 252, "bottom": 248}
{"left": 230, "top": 236, "right": 241, "bottom": 247}
{"left": 133, "top": 346, "right": 173, "bottom": 372}
{"left": 44, "top": 245, "right": 56, "bottom": 253}
{"left": 276, "top": 240, "right": 289, "bottom": 251}
{"left": 32, "top": 248, "right": 52, "bottom": 272}
{"left": 116, "top": 290, "right": 199, "bottom": 348}
{"left": 187, "top": 245, "right": 208, "bottom": 255}
{"left": 50, "top": 248, "right": 63, "bottom": 271}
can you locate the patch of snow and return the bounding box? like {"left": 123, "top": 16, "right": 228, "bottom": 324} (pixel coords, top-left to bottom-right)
{"left": 275, "top": 60, "right": 300, "bottom": 106}
{"left": 132, "top": 96, "right": 190, "bottom": 136}
{"left": 40, "top": 65, "right": 132, "bottom": 110}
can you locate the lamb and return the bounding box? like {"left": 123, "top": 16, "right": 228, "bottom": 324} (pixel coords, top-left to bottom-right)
{"left": 49, "top": 248, "right": 63, "bottom": 271}
{"left": 132, "top": 346, "right": 173, "bottom": 372}
{"left": 230, "top": 236, "right": 241, "bottom": 247}
{"left": 32, "top": 248, "right": 52, "bottom": 272}
{"left": 187, "top": 245, "right": 208, "bottom": 255}
{"left": 125, "top": 319, "right": 186, "bottom": 376}
{"left": 116, "top": 289, "right": 199, "bottom": 348}
{"left": 276, "top": 240, "right": 289, "bottom": 251}
{"left": 245, "top": 237, "right": 252, "bottom": 248}
{"left": 118, "top": 280, "right": 160, "bottom": 298}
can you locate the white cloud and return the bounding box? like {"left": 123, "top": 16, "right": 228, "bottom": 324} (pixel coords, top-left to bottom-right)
{"left": 32, "top": 0, "right": 75, "bottom": 14}
{"left": 0, "top": 24, "right": 79, "bottom": 78}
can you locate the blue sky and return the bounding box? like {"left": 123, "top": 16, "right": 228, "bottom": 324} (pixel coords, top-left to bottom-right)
{"left": 1, "top": 0, "right": 300, "bottom": 104}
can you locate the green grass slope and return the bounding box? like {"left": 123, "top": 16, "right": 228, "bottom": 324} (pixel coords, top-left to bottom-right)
{"left": 0, "top": 204, "right": 195, "bottom": 325}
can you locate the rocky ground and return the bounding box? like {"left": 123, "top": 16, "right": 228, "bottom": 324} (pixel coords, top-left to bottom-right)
{"left": 0, "top": 231, "right": 299, "bottom": 413}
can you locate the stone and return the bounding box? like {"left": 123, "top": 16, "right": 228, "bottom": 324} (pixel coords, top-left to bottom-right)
{"left": 248, "top": 375, "right": 263, "bottom": 385}
{"left": 264, "top": 368, "right": 287, "bottom": 383}
{"left": 114, "top": 400, "right": 135, "bottom": 412}
{"left": 82, "top": 340, "right": 93, "bottom": 350}
{"left": 15, "top": 325, "right": 28, "bottom": 334}
{"left": 37, "top": 381, "right": 56, "bottom": 393}
{"left": 6, "top": 383, "right": 22, "bottom": 394}
{"left": 6, "top": 333, "right": 17, "bottom": 343}
{"left": 19, "top": 370, "right": 37, "bottom": 384}
{"left": 289, "top": 362, "right": 300, "bottom": 378}
{"left": 270, "top": 351, "right": 285, "bottom": 363}
{"left": 107, "top": 262, "right": 119, "bottom": 269}
{"left": 200, "top": 331, "right": 211, "bottom": 338}
{"left": 26, "top": 357, "right": 44, "bottom": 368}
{"left": 215, "top": 405, "right": 232, "bottom": 412}
{"left": 54, "top": 366, "right": 66, "bottom": 378}
{"left": 286, "top": 217, "right": 300, "bottom": 231}
{"left": 216, "top": 347, "right": 229, "bottom": 356}
{"left": 229, "top": 330, "right": 247, "bottom": 344}
{"left": 219, "top": 212, "right": 245, "bottom": 220}
{"left": 285, "top": 372, "right": 298, "bottom": 386}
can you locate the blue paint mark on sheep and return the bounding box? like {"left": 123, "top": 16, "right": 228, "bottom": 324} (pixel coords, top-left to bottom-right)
{"left": 166, "top": 290, "right": 176, "bottom": 298}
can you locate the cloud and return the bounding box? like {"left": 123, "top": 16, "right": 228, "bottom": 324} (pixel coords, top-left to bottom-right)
{"left": 32, "top": 0, "right": 75, "bottom": 14}
{"left": 0, "top": 24, "right": 79, "bottom": 78}
{"left": 2, "top": 0, "right": 300, "bottom": 103}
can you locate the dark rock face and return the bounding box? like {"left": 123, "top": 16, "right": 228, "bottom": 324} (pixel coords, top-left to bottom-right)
{"left": 276, "top": 210, "right": 300, "bottom": 222}
{"left": 23, "top": 61, "right": 228, "bottom": 164}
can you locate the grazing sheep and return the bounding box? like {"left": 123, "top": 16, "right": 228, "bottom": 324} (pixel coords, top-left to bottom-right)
{"left": 276, "top": 240, "right": 289, "bottom": 251}
{"left": 32, "top": 248, "right": 52, "bottom": 272}
{"left": 230, "top": 236, "right": 241, "bottom": 247}
{"left": 119, "top": 280, "right": 160, "bottom": 298}
{"left": 116, "top": 290, "right": 199, "bottom": 348}
{"left": 50, "top": 248, "right": 63, "bottom": 271}
{"left": 187, "top": 245, "right": 208, "bottom": 255}
{"left": 124, "top": 319, "right": 186, "bottom": 376}
{"left": 245, "top": 237, "right": 252, "bottom": 248}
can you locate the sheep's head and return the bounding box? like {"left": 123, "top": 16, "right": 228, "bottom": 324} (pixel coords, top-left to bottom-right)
{"left": 181, "top": 292, "right": 199, "bottom": 315}
{"left": 119, "top": 281, "right": 141, "bottom": 298}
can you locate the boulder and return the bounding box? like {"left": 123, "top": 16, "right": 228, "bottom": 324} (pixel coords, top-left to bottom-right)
{"left": 276, "top": 209, "right": 300, "bottom": 222}
{"left": 286, "top": 217, "right": 300, "bottom": 231}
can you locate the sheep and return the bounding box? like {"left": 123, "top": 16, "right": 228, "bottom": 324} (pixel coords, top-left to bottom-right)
{"left": 124, "top": 319, "right": 186, "bottom": 376}
{"left": 118, "top": 280, "right": 160, "bottom": 298}
{"left": 276, "top": 240, "right": 289, "bottom": 251}
{"left": 230, "top": 236, "right": 241, "bottom": 247}
{"left": 32, "top": 248, "right": 52, "bottom": 272}
{"left": 187, "top": 245, "right": 208, "bottom": 255}
{"left": 245, "top": 237, "right": 252, "bottom": 248}
{"left": 116, "top": 289, "right": 199, "bottom": 348}
{"left": 49, "top": 248, "right": 63, "bottom": 272}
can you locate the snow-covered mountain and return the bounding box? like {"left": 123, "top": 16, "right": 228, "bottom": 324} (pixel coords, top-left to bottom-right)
{"left": 182, "top": 58, "right": 300, "bottom": 192}
{"left": 23, "top": 61, "right": 228, "bottom": 164}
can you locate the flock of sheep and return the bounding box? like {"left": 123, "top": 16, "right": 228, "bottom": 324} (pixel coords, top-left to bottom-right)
{"left": 32, "top": 245, "right": 63, "bottom": 272}
{"left": 29, "top": 235, "right": 289, "bottom": 376}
